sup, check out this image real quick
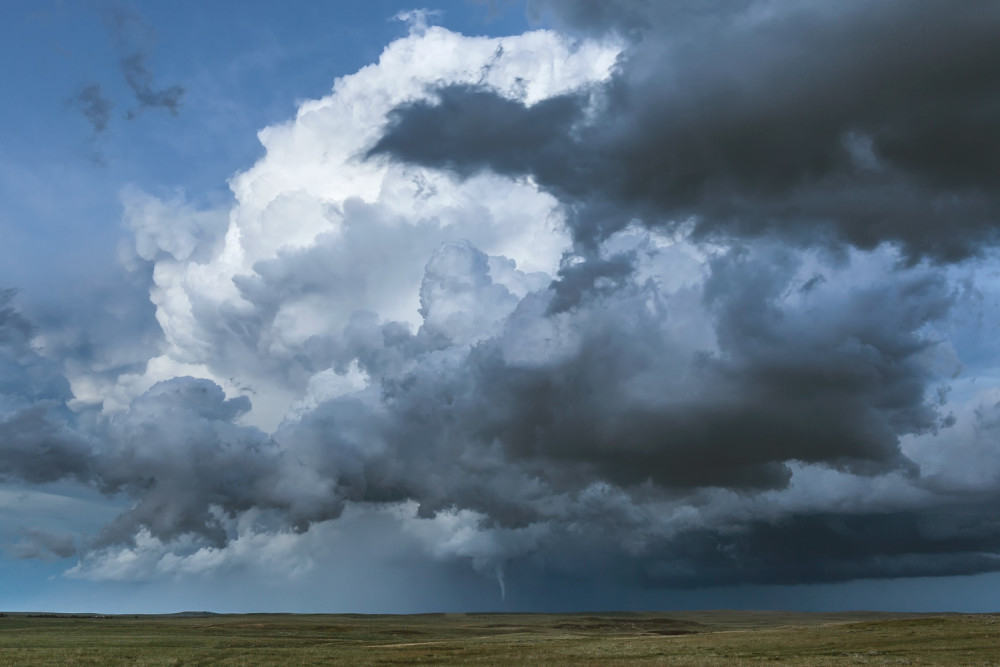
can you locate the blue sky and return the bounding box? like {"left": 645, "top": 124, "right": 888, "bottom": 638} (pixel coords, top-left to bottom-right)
{"left": 0, "top": 1, "right": 528, "bottom": 289}
{"left": 3, "top": 0, "right": 1000, "bottom": 614}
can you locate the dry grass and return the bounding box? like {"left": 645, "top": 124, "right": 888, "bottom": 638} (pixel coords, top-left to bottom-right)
{"left": 0, "top": 610, "right": 998, "bottom": 665}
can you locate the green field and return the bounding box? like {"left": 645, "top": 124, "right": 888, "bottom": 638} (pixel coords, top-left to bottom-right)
{"left": 1, "top": 610, "right": 997, "bottom": 665}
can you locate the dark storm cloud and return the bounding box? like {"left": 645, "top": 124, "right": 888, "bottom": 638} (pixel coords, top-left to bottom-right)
{"left": 370, "top": 84, "right": 582, "bottom": 178}
{"left": 474, "top": 500, "right": 1000, "bottom": 592}
{"left": 547, "top": 250, "right": 635, "bottom": 313}
{"left": 90, "top": 377, "right": 279, "bottom": 547}
{"left": 0, "top": 404, "right": 93, "bottom": 485}
{"left": 0, "top": 242, "right": 932, "bottom": 553}
{"left": 372, "top": 0, "right": 1000, "bottom": 260}
{"left": 189, "top": 242, "right": 946, "bottom": 536}
{"left": 0, "top": 290, "right": 94, "bottom": 486}
{"left": 634, "top": 509, "right": 1000, "bottom": 588}
{"left": 0, "top": 244, "right": 974, "bottom": 587}
{"left": 0, "top": 294, "right": 258, "bottom": 548}
{"left": 0, "top": 239, "right": 959, "bottom": 589}
{"left": 397, "top": 245, "right": 941, "bottom": 497}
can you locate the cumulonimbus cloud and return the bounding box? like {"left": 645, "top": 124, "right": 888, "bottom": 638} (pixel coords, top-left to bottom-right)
{"left": 5, "top": 5, "right": 1000, "bottom": 596}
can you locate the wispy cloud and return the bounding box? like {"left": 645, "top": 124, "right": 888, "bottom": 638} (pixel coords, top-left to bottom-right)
{"left": 102, "top": 3, "right": 185, "bottom": 118}
{"left": 67, "top": 82, "right": 113, "bottom": 139}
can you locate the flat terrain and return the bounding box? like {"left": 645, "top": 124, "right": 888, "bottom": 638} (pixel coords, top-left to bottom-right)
{"left": 0, "top": 610, "right": 998, "bottom": 665}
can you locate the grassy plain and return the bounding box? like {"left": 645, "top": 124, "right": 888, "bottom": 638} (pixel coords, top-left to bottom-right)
{"left": 0, "top": 610, "right": 998, "bottom": 665}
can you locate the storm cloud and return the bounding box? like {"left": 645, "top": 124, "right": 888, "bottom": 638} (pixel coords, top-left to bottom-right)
{"left": 373, "top": 0, "right": 1000, "bottom": 261}
{"left": 4, "top": 5, "right": 1000, "bottom": 606}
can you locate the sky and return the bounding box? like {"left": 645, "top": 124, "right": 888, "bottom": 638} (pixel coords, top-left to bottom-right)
{"left": 2, "top": 0, "right": 1000, "bottom": 614}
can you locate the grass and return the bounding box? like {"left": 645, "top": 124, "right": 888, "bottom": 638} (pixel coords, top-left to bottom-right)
{"left": 0, "top": 610, "right": 998, "bottom": 665}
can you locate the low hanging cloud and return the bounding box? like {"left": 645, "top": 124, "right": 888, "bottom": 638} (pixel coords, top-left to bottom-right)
{"left": 0, "top": 289, "right": 95, "bottom": 487}
{"left": 6, "top": 5, "right": 1000, "bottom": 600}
